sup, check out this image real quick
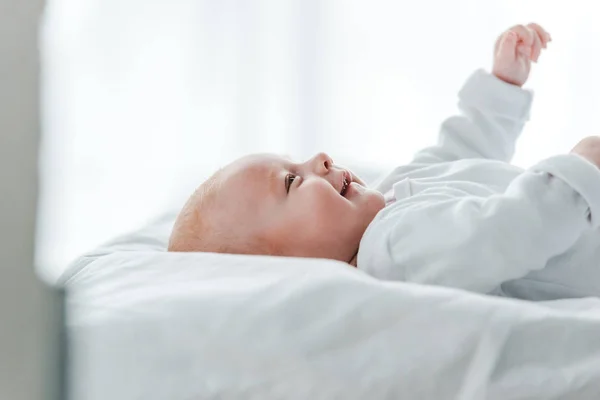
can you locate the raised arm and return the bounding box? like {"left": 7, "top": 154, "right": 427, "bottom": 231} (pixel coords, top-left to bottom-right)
{"left": 419, "top": 23, "right": 552, "bottom": 164}
{"left": 375, "top": 24, "right": 552, "bottom": 194}
{"left": 412, "top": 68, "right": 532, "bottom": 165}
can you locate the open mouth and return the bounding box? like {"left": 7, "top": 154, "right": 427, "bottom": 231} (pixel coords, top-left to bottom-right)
{"left": 340, "top": 172, "right": 350, "bottom": 197}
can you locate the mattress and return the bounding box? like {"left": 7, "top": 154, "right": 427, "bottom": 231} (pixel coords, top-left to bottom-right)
{"left": 64, "top": 213, "right": 600, "bottom": 399}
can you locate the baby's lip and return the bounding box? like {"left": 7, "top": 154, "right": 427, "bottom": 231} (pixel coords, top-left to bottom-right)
{"left": 340, "top": 170, "right": 351, "bottom": 196}
{"left": 347, "top": 170, "right": 356, "bottom": 184}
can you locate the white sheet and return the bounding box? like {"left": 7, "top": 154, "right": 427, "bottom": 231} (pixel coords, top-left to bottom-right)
{"left": 65, "top": 215, "right": 600, "bottom": 399}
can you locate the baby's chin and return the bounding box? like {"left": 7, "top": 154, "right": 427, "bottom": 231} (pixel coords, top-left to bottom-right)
{"left": 348, "top": 182, "right": 385, "bottom": 211}
{"left": 345, "top": 181, "right": 367, "bottom": 198}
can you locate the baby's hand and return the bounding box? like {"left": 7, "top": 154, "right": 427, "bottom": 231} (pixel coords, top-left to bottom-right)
{"left": 492, "top": 23, "right": 551, "bottom": 87}
{"left": 572, "top": 137, "right": 600, "bottom": 169}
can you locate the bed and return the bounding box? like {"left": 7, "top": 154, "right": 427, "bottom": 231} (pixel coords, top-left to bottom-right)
{"left": 63, "top": 212, "right": 600, "bottom": 399}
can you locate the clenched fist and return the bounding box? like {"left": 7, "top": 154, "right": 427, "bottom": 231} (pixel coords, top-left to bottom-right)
{"left": 492, "top": 23, "right": 552, "bottom": 87}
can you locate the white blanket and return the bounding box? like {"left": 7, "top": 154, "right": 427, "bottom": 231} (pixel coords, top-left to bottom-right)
{"left": 65, "top": 215, "right": 600, "bottom": 399}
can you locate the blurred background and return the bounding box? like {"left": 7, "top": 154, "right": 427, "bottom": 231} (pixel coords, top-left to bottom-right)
{"left": 38, "top": 0, "right": 600, "bottom": 279}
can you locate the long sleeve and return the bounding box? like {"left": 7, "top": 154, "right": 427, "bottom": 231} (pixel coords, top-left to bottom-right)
{"left": 359, "top": 154, "right": 600, "bottom": 295}
{"left": 416, "top": 69, "right": 532, "bottom": 164}
{"left": 375, "top": 70, "right": 533, "bottom": 195}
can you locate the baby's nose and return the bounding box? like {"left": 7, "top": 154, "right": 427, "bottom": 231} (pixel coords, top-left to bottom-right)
{"left": 309, "top": 152, "right": 333, "bottom": 175}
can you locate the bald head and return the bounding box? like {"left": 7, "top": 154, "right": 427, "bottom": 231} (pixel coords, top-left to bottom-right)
{"left": 168, "top": 171, "right": 225, "bottom": 252}
{"left": 167, "top": 159, "right": 277, "bottom": 255}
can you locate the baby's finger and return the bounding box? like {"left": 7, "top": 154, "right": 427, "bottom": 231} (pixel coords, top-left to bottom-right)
{"left": 527, "top": 22, "right": 551, "bottom": 46}
{"left": 496, "top": 31, "right": 519, "bottom": 61}
{"left": 530, "top": 27, "right": 542, "bottom": 62}
{"left": 527, "top": 22, "right": 551, "bottom": 48}
{"left": 516, "top": 43, "right": 531, "bottom": 58}
{"left": 509, "top": 24, "right": 534, "bottom": 47}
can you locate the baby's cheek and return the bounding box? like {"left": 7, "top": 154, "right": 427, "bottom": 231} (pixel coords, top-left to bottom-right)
{"left": 365, "top": 190, "right": 385, "bottom": 214}
{"left": 302, "top": 185, "right": 346, "bottom": 223}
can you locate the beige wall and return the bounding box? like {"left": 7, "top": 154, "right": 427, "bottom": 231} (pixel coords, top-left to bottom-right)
{"left": 0, "top": 0, "right": 63, "bottom": 399}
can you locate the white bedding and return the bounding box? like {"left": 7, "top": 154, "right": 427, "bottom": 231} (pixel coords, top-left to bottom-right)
{"left": 65, "top": 214, "right": 600, "bottom": 399}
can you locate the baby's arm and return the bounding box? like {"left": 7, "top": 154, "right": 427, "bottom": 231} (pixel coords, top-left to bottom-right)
{"left": 375, "top": 24, "right": 551, "bottom": 194}
{"left": 412, "top": 68, "right": 531, "bottom": 165}
{"left": 416, "top": 23, "right": 551, "bottom": 165}
{"left": 360, "top": 138, "right": 600, "bottom": 294}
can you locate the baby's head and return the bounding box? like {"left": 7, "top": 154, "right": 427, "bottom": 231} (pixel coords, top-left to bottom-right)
{"left": 168, "top": 153, "right": 385, "bottom": 263}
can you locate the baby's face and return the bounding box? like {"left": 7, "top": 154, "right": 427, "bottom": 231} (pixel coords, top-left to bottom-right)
{"left": 217, "top": 153, "right": 385, "bottom": 262}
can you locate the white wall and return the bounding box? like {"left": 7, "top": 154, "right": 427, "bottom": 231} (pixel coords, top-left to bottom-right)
{"left": 40, "top": 0, "right": 600, "bottom": 277}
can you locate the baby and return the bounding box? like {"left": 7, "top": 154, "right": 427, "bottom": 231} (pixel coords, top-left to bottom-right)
{"left": 170, "top": 23, "right": 600, "bottom": 301}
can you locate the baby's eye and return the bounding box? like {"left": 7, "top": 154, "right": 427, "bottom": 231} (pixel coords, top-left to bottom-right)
{"left": 285, "top": 174, "right": 296, "bottom": 193}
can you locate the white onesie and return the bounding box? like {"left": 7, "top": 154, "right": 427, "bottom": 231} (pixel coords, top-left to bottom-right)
{"left": 357, "top": 69, "right": 600, "bottom": 301}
